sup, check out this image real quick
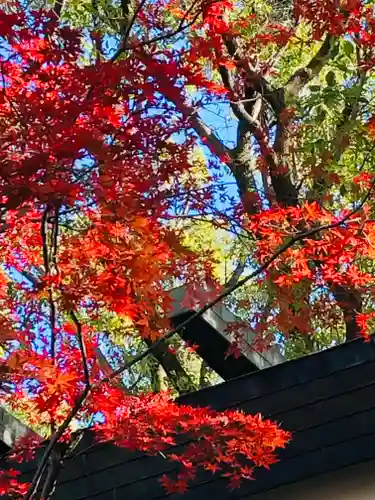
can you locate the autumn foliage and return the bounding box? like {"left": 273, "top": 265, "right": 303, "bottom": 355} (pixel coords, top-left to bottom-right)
{"left": 1, "top": 0, "right": 375, "bottom": 497}
{"left": 0, "top": 2, "right": 290, "bottom": 497}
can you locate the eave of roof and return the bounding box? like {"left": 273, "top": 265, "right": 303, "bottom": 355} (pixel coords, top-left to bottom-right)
{"left": 169, "top": 285, "right": 285, "bottom": 380}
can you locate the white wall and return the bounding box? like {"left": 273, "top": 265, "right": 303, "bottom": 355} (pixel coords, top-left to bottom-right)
{"left": 251, "top": 460, "right": 375, "bottom": 500}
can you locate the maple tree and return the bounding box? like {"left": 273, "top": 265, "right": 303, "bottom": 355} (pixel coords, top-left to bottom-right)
{"left": 1, "top": 0, "right": 375, "bottom": 497}
{"left": 0, "top": 0, "right": 290, "bottom": 497}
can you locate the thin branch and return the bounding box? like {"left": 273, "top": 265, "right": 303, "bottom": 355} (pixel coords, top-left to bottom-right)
{"left": 284, "top": 35, "right": 335, "bottom": 97}
{"left": 122, "top": 0, "right": 148, "bottom": 37}
{"left": 94, "top": 345, "right": 129, "bottom": 391}
{"left": 41, "top": 207, "right": 58, "bottom": 382}
{"left": 70, "top": 311, "right": 91, "bottom": 389}
{"left": 52, "top": 0, "right": 65, "bottom": 18}
{"left": 51, "top": 206, "right": 60, "bottom": 270}
{"left": 39, "top": 445, "right": 67, "bottom": 500}
{"left": 120, "top": 0, "right": 132, "bottom": 31}
{"left": 41, "top": 207, "right": 50, "bottom": 276}
{"left": 121, "top": 7, "right": 202, "bottom": 52}
{"left": 110, "top": 0, "right": 202, "bottom": 61}
{"left": 144, "top": 336, "right": 198, "bottom": 394}
{"left": 224, "top": 258, "right": 247, "bottom": 290}
{"left": 160, "top": 87, "right": 230, "bottom": 160}
{"left": 49, "top": 206, "right": 59, "bottom": 365}
{"left": 189, "top": 111, "right": 231, "bottom": 158}
{"left": 48, "top": 292, "right": 57, "bottom": 361}
{"left": 25, "top": 388, "right": 90, "bottom": 500}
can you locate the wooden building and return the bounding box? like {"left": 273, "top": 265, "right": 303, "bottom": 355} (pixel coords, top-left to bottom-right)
{"left": 3, "top": 336, "right": 375, "bottom": 499}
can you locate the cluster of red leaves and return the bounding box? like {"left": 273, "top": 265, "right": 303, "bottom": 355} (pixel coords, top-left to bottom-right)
{"left": 0, "top": 8, "right": 223, "bottom": 214}
{"left": 253, "top": 24, "right": 294, "bottom": 47}
{"left": 356, "top": 312, "right": 375, "bottom": 341}
{"left": 58, "top": 217, "right": 177, "bottom": 320}
{"left": 2, "top": 330, "right": 289, "bottom": 494}
{"left": 202, "top": 0, "right": 232, "bottom": 33}
{"left": 294, "top": 0, "right": 375, "bottom": 49}
{"left": 294, "top": 0, "right": 347, "bottom": 39}
{"left": 3, "top": 0, "right": 375, "bottom": 494}
{"left": 0, "top": 470, "right": 29, "bottom": 497}
{"left": 246, "top": 202, "right": 375, "bottom": 338}
{"left": 367, "top": 116, "right": 375, "bottom": 141}
{"left": 4, "top": 329, "right": 97, "bottom": 427}
{"left": 224, "top": 320, "right": 277, "bottom": 355}
{"left": 91, "top": 388, "right": 290, "bottom": 492}
{"left": 0, "top": 3, "right": 219, "bottom": 332}
{"left": 248, "top": 202, "right": 371, "bottom": 288}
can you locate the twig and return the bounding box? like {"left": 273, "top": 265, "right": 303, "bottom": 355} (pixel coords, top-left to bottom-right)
{"left": 121, "top": 7, "right": 202, "bottom": 52}
{"left": 119, "top": 0, "right": 148, "bottom": 47}
{"left": 24, "top": 388, "right": 90, "bottom": 500}
{"left": 51, "top": 206, "right": 60, "bottom": 271}
{"left": 224, "top": 258, "right": 247, "bottom": 290}
{"left": 53, "top": 0, "right": 65, "bottom": 18}
{"left": 70, "top": 311, "right": 91, "bottom": 388}
{"left": 41, "top": 206, "right": 50, "bottom": 276}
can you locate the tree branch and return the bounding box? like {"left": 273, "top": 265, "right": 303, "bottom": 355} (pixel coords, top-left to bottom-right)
{"left": 267, "top": 36, "right": 337, "bottom": 204}
{"left": 144, "top": 338, "right": 198, "bottom": 394}
{"left": 330, "top": 284, "right": 362, "bottom": 341}
{"left": 70, "top": 311, "right": 91, "bottom": 388}
{"left": 189, "top": 111, "right": 232, "bottom": 158}
{"left": 284, "top": 35, "right": 335, "bottom": 98}
{"left": 224, "top": 258, "right": 247, "bottom": 290}
{"left": 25, "top": 387, "right": 90, "bottom": 500}
{"left": 53, "top": 0, "right": 65, "bottom": 18}
{"left": 217, "top": 36, "right": 299, "bottom": 207}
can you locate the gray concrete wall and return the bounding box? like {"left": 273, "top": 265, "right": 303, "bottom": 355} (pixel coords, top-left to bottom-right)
{"left": 0, "top": 406, "right": 37, "bottom": 448}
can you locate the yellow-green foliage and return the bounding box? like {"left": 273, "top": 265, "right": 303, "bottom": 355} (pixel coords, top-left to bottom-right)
{"left": 182, "top": 219, "right": 234, "bottom": 283}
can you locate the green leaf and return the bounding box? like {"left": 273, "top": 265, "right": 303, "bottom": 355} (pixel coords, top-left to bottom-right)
{"left": 342, "top": 40, "right": 354, "bottom": 58}
{"left": 309, "top": 85, "right": 321, "bottom": 93}
{"left": 325, "top": 71, "right": 335, "bottom": 87}
{"left": 339, "top": 184, "right": 347, "bottom": 197}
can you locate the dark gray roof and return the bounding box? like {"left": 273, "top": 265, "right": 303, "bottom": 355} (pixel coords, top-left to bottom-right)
{"left": 3, "top": 337, "right": 375, "bottom": 499}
